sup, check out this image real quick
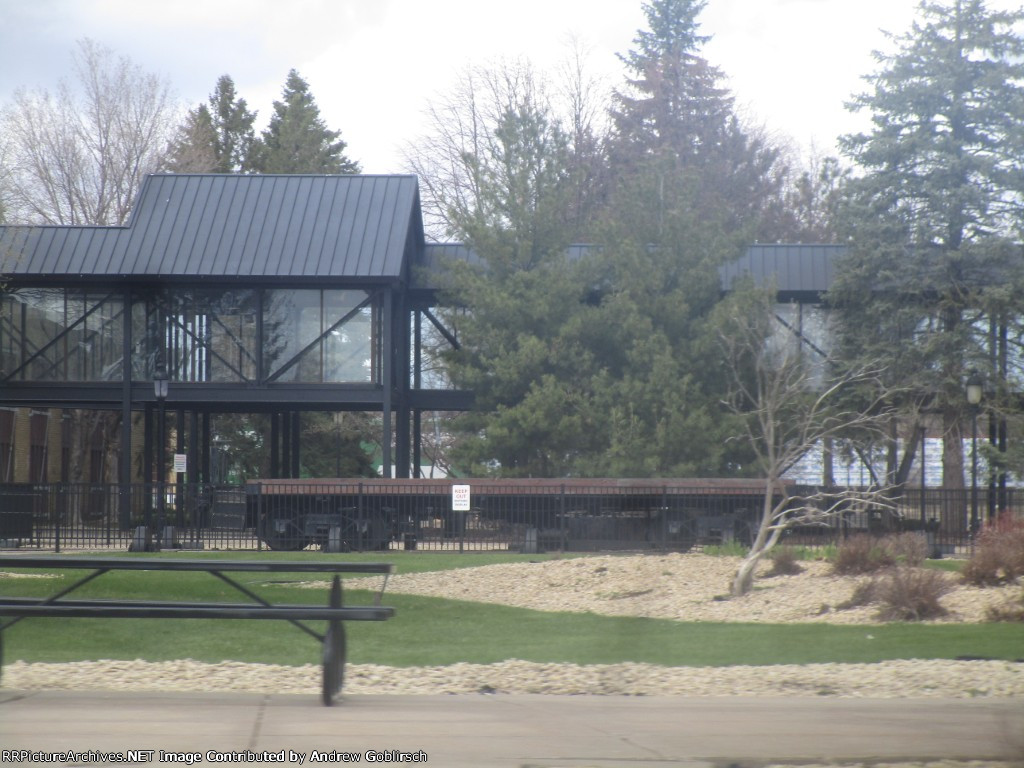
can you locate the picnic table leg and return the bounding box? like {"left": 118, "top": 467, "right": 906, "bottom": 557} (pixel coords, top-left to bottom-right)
{"left": 321, "top": 575, "right": 346, "bottom": 706}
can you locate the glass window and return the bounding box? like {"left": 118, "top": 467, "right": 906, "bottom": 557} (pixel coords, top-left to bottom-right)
{"left": 263, "top": 288, "right": 377, "bottom": 383}
{"left": 0, "top": 289, "right": 124, "bottom": 382}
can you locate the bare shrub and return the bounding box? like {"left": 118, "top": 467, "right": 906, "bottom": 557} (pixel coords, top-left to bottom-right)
{"left": 963, "top": 513, "right": 1024, "bottom": 587}
{"left": 874, "top": 567, "right": 952, "bottom": 621}
{"left": 832, "top": 534, "right": 894, "bottom": 575}
{"left": 836, "top": 578, "right": 878, "bottom": 610}
{"left": 765, "top": 546, "right": 804, "bottom": 576}
{"left": 884, "top": 532, "right": 928, "bottom": 567}
{"left": 833, "top": 532, "right": 931, "bottom": 576}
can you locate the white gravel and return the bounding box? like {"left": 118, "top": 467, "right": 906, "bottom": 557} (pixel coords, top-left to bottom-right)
{"left": 3, "top": 553, "right": 1023, "bottom": 699}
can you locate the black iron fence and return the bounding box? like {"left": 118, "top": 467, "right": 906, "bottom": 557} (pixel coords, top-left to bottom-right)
{"left": 0, "top": 481, "right": 1016, "bottom": 554}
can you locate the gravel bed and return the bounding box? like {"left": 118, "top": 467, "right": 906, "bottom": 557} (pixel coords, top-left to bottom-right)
{"left": 5, "top": 657, "right": 1023, "bottom": 698}
{"left": 4, "top": 554, "right": 1024, "bottom": 699}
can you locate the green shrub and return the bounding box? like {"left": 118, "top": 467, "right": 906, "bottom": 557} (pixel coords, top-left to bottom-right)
{"left": 702, "top": 541, "right": 748, "bottom": 557}
{"left": 962, "top": 513, "right": 1024, "bottom": 586}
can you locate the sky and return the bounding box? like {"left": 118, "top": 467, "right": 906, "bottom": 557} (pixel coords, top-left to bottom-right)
{"left": 1, "top": 0, "right": 1021, "bottom": 174}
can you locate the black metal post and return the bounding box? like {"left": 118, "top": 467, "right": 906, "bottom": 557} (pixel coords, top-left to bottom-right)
{"left": 154, "top": 360, "right": 169, "bottom": 551}
{"left": 966, "top": 369, "right": 983, "bottom": 539}
{"left": 971, "top": 408, "right": 979, "bottom": 536}
{"left": 157, "top": 395, "right": 166, "bottom": 547}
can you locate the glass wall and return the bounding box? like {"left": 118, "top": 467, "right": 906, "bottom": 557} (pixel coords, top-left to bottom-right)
{"left": 0, "top": 289, "right": 125, "bottom": 382}
{"left": 132, "top": 288, "right": 260, "bottom": 383}
{"left": 0, "top": 285, "right": 382, "bottom": 386}
{"left": 263, "top": 288, "right": 377, "bottom": 383}
{"left": 130, "top": 286, "right": 380, "bottom": 384}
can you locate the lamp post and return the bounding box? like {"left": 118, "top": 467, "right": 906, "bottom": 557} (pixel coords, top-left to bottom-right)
{"left": 966, "top": 369, "right": 983, "bottom": 537}
{"left": 154, "top": 360, "right": 169, "bottom": 550}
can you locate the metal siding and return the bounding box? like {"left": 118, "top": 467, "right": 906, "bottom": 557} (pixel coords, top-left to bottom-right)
{"left": 152, "top": 176, "right": 190, "bottom": 274}
{"left": 309, "top": 176, "right": 339, "bottom": 276}
{"left": 363, "top": 178, "right": 394, "bottom": 277}
{"left": 220, "top": 175, "right": 256, "bottom": 277}
{"left": 249, "top": 176, "right": 288, "bottom": 276}
{"left": 346, "top": 177, "right": 375, "bottom": 277}
{"left": 357, "top": 178, "right": 386, "bottom": 277}
{"left": 384, "top": 180, "right": 416, "bottom": 277}
{"left": 0, "top": 174, "right": 419, "bottom": 280}
{"left": 241, "top": 175, "right": 277, "bottom": 277}
{"left": 125, "top": 177, "right": 165, "bottom": 274}
{"left": 178, "top": 175, "right": 215, "bottom": 275}
{"left": 292, "top": 176, "right": 327, "bottom": 277}
{"left": 321, "top": 178, "right": 347, "bottom": 275}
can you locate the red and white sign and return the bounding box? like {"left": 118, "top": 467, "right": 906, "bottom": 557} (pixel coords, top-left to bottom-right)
{"left": 452, "top": 484, "right": 471, "bottom": 511}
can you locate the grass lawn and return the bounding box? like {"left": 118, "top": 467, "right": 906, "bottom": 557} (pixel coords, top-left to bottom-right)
{"left": 1, "top": 551, "right": 1020, "bottom": 669}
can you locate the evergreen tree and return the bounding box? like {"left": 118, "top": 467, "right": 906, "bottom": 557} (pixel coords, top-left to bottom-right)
{"left": 253, "top": 69, "right": 359, "bottom": 174}
{"left": 609, "top": 0, "right": 787, "bottom": 240}
{"left": 432, "top": 59, "right": 747, "bottom": 477}
{"left": 438, "top": 75, "right": 592, "bottom": 475}
{"left": 832, "top": 0, "right": 1024, "bottom": 487}
{"left": 162, "top": 103, "right": 219, "bottom": 173}
{"left": 163, "top": 75, "right": 258, "bottom": 174}
{"left": 209, "top": 75, "right": 258, "bottom": 173}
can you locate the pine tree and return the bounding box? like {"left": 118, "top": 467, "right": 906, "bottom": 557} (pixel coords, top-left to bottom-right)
{"left": 253, "top": 70, "right": 359, "bottom": 174}
{"left": 833, "top": 0, "right": 1024, "bottom": 487}
{"left": 162, "top": 104, "right": 219, "bottom": 173}
{"left": 162, "top": 75, "right": 258, "bottom": 174}
{"left": 608, "top": 0, "right": 788, "bottom": 240}
{"left": 208, "top": 75, "right": 258, "bottom": 173}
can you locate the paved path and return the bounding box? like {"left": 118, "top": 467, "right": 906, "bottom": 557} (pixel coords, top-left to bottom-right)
{"left": 1, "top": 690, "right": 1021, "bottom": 767}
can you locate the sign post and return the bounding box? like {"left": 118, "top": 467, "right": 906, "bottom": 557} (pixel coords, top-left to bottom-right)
{"left": 452, "top": 484, "right": 471, "bottom": 552}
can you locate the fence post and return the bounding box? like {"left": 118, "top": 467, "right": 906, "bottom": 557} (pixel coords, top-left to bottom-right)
{"left": 256, "top": 483, "right": 263, "bottom": 551}
{"left": 560, "top": 484, "right": 567, "bottom": 551}
{"left": 661, "top": 485, "right": 668, "bottom": 550}
{"left": 53, "top": 485, "right": 61, "bottom": 554}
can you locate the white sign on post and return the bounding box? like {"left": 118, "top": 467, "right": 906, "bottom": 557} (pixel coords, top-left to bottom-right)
{"left": 452, "top": 484, "right": 471, "bottom": 511}
{"left": 173, "top": 453, "right": 187, "bottom": 474}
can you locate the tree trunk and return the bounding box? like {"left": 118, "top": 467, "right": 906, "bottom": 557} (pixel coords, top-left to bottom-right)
{"left": 731, "top": 483, "right": 783, "bottom": 596}
{"left": 942, "top": 408, "right": 965, "bottom": 489}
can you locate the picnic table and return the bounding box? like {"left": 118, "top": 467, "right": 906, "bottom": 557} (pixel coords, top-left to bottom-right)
{"left": 0, "top": 556, "right": 395, "bottom": 705}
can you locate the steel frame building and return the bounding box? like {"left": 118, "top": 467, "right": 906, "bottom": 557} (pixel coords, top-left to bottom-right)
{"left": 0, "top": 174, "right": 840, "bottom": 503}
{"left": 0, "top": 174, "right": 477, "bottom": 513}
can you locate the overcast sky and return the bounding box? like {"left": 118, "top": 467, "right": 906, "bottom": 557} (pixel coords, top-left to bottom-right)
{"left": 1, "top": 0, "right": 1021, "bottom": 174}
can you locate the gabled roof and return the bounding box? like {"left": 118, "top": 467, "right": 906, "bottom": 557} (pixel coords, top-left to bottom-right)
{"left": 0, "top": 174, "right": 424, "bottom": 281}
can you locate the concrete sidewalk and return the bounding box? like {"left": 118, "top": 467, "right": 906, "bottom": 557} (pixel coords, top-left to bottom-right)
{"left": 1, "top": 690, "right": 1021, "bottom": 767}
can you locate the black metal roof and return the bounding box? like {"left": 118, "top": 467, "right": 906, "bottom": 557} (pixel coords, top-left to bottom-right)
{"left": 719, "top": 244, "right": 845, "bottom": 296}
{"left": 1, "top": 173, "right": 844, "bottom": 298}
{"left": 0, "top": 174, "right": 424, "bottom": 281}
{"left": 417, "top": 242, "right": 846, "bottom": 297}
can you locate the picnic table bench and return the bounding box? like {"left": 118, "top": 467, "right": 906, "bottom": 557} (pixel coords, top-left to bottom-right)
{"left": 0, "top": 556, "right": 395, "bottom": 705}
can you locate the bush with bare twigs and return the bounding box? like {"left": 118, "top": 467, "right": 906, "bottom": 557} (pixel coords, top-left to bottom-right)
{"left": 962, "top": 513, "right": 1024, "bottom": 587}
{"left": 873, "top": 566, "right": 952, "bottom": 621}
{"left": 832, "top": 532, "right": 928, "bottom": 575}
{"left": 765, "top": 546, "right": 804, "bottom": 576}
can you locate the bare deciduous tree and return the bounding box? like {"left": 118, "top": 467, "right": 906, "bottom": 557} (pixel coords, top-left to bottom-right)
{"left": 404, "top": 52, "right": 608, "bottom": 242}
{"left": 1, "top": 38, "right": 177, "bottom": 225}
{"left": 714, "top": 285, "right": 897, "bottom": 596}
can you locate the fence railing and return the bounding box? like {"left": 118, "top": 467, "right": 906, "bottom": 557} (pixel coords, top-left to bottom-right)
{"left": 0, "top": 481, "right": 1015, "bottom": 553}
